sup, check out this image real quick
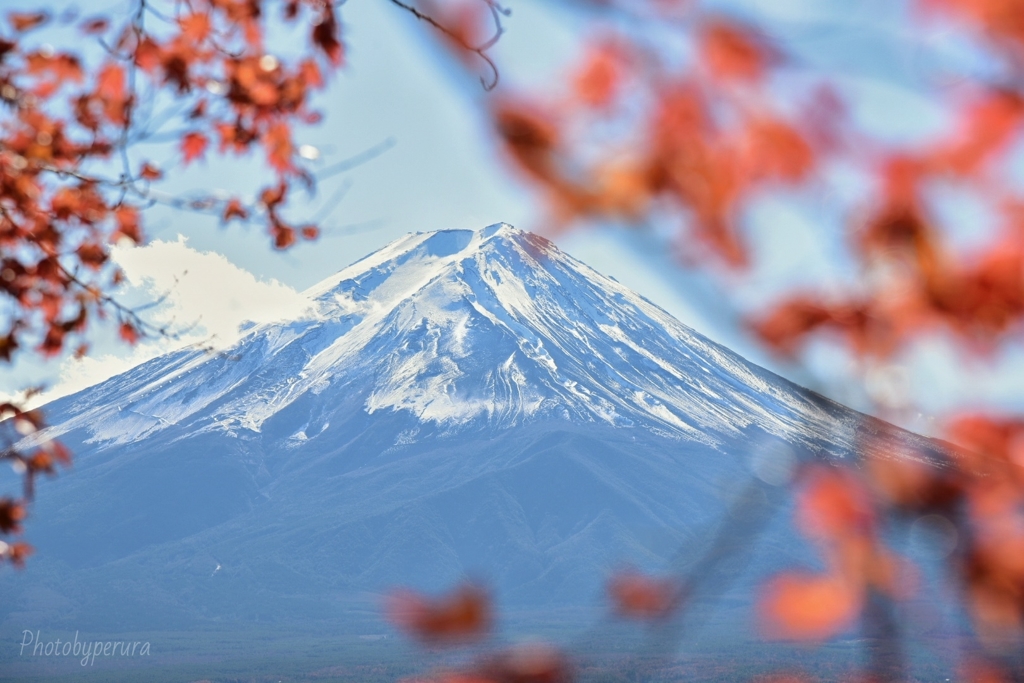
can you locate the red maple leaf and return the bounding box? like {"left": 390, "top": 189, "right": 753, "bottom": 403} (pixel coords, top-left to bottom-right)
{"left": 180, "top": 132, "right": 209, "bottom": 165}
{"left": 8, "top": 11, "right": 48, "bottom": 32}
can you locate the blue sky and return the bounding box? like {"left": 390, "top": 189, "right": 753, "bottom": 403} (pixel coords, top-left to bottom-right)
{"left": 3, "top": 0, "right": 1023, "bottom": 433}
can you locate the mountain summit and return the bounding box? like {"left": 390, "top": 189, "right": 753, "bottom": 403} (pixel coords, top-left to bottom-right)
{"left": 7, "top": 225, "right": 932, "bottom": 635}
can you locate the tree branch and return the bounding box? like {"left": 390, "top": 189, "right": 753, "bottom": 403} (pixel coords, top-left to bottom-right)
{"left": 386, "top": 0, "right": 508, "bottom": 91}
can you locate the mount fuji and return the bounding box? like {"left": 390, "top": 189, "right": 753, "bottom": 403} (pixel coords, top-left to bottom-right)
{"left": 3, "top": 224, "right": 939, "bottom": 635}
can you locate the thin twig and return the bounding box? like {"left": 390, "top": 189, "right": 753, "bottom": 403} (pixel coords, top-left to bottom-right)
{"left": 54, "top": 261, "right": 171, "bottom": 340}
{"left": 386, "top": 0, "right": 508, "bottom": 90}
{"left": 114, "top": 0, "right": 147, "bottom": 205}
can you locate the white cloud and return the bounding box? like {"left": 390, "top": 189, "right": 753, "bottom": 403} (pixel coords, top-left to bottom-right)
{"left": 13, "top": 237, "right": 311, "bottom": 409}
{"left": 113, "top": 235, "right": 311, "bottom": 344}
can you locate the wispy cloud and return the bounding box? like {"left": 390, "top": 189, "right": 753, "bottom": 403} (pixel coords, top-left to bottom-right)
{"left": 113, "top": 235, "right": 310, "bottom": 344}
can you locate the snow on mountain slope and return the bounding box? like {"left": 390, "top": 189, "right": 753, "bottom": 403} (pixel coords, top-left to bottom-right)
{"left": 39, "top": 223, "right": 854, "bottom": 453}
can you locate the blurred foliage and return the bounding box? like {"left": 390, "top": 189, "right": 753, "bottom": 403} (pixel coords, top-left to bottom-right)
{"left": 3, "top": 0, "right": 1024, "bottom": 681}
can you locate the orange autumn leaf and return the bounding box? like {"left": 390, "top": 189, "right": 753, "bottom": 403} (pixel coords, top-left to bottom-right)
{"left": 649, "top": 86, "right": 710, "bottom": 148}
{"left": 0, "top": 498, "right": 26, "bottom": 534}
{"left": 607, "top": 571, "right": 681, "bottom": 620}
{"left": 114, "top": 206, "right": 142, "bottom": 243}
{"left": 572, "top": 43, "right": 626, "bottom": 109}
{"left": 922, "top": 0, "right": 1024, "bottom": 47}
{"left": 6, "top": 541, "right": 33, "bottom": 568}
{"left": 796, "top": 466, "right": 875, "bottom": 540}
{"left": 751, "top": 298, "right": 879, "bottom": 356}
{"left": 38, "top": 328, "right": 65, "bottom": 357}
{"left": 866, "top": 449, "right": 961, "bottom": 512}
{"left": 273, "top": 224, "right": 296, "bottom": 250}
{"left": 14, "top": 409, "right": 44, "bottom": 431}
{"left": 858, "top": 203, "right": 935, "bottom": 268}
{"left": 139, "top": 162, "right": 163, "bottom": 181}
{"left": 741, "top": 118, "right": 815, "bottom": 183}
{"left": 134, "top": 37, "right": 163, "bottom": 72}
{"left": 759, "top": 572, "right": 861, "bottom": 640}
{"left": 299, "top": 58, "right": 323, "bottom": 89}
{"left": 749, "top": 299, "right": 831, "bottom": 355}
{"left": 386, "top": 583, "right": 491, "bottom": 645}
{"left": 965, "top": 574, "right": 1024, "bottom": 645}
{"left": 700, "top": 19, "right": 774, "bottom": 82}
{"left": 8, "top": 11, "right": 48, "bottom": 32}
{"left": 406, "top": 644, "right": 570, "bottom": 683}
{"left": 264, "top": 121, "right": 294, "bottom": 173}
{"left": 959, "top": 659, "right": 1011, "bottom": 683}
{"left": 96, "top": 63, "right": 126, "bottom": 102}
{"left": 119, "top": 322, "right": 140, "bottom": 345}
{"left": 27, "top": 451, "right": 54, "bottom": 475}
{"left": 494, "top": 102, "right": 560, "bottom": 162}
{"left": 478, "top": 643, "right": 572, "bottom": 683}
{"left": 260, "top": 182, "right": 287, "bottom": 208}
{"left": 96, "top": 63, "right": 128, "bottom": 124}
{"left": 45, "top": 440, "right": 72, "bottom": 466}
{"left": 946, "top": 413, "right": 1024, "bottom": 465}
{"left": 76, "top": 243, "right": 108, "bottom": 269}
{"left": 311, "top": 6, "right": 344, "bottom": 66}
{"left": 408, "top": 675, "right": 497, "bottom": 683}
{"left": 930, "top": 91, "right": 1024, "bottom": 175}
{"left": 179, "top": 12, "right": 212, "bottom": 42}
{"left": 79, "top": 17, "right": 109, "bottom": 35}
{"left": 26, "top": 52, "right": 83, "bottom": 83}
{"left": 222, "top": 198, "right": 249, "bottom": 223}
{"left": 181, "top": 132, "right": 209, "bottom": 165}
{"left": 590, "top": 162, "right": 653, "bottom": 221}
{"left": 491, "top": 102, "right": 593, "bottom": 218}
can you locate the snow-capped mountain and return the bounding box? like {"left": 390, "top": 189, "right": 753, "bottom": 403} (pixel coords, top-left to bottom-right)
{"left": 42, "top": 223, "right": 852, "bottom": 453}
{"left": 4, "top": 224, "right": 939, "bottom": 637}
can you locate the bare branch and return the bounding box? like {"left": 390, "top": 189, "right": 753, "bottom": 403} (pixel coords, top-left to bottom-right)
{"left": 386, "top": 0, "right": 508, "bottom": 91}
